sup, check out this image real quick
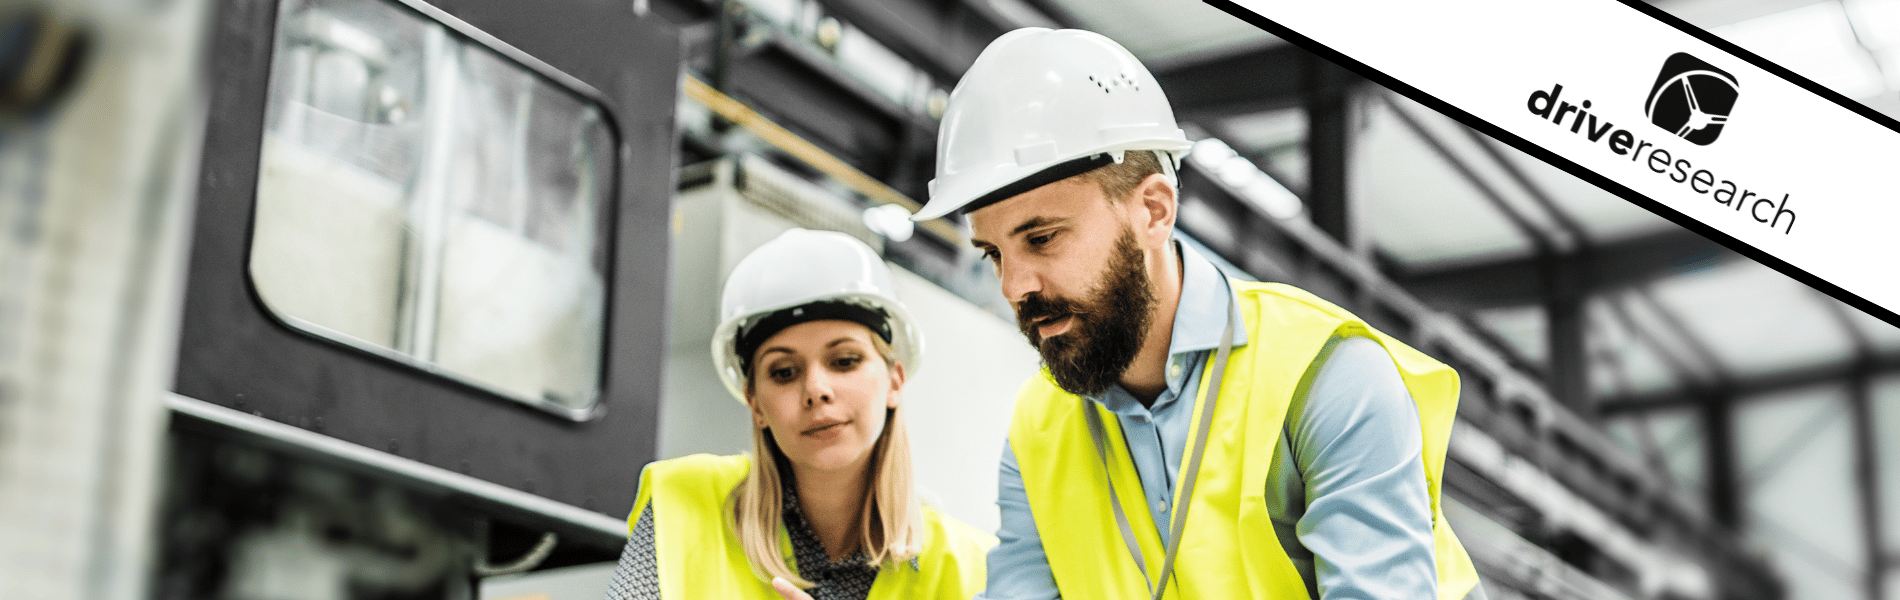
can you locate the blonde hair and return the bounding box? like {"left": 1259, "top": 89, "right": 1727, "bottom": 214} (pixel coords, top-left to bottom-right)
{"left": 731, "top": 332, "right": 922, "bottom": 588}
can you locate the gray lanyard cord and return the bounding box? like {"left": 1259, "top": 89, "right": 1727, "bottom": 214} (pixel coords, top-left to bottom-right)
{"left": 1083, "top": 294, "right": 1238, "bottom": 600}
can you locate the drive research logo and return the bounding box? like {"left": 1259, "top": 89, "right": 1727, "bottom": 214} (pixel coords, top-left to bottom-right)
{"left": 1523, "top": 52, "right": 1793, "bottom": 236}
{"left": 1644, "top": 52, "right": 1739, "bottom": 145}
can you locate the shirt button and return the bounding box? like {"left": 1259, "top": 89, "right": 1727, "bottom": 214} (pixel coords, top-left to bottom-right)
{"left": 1168, "top": 361, "right": 1183, "bottom": 379}
{"left": 1155, "top": 499, "right": 1169, "bottom": 513}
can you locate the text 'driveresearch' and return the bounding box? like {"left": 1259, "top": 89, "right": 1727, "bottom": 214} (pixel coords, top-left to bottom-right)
{"left": 1208, "top": 0, "right": 1900, "bottom": 326}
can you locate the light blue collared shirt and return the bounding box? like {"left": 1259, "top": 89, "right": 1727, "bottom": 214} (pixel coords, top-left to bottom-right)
{"left": 977, "top": 241, "right": 1443, "bottom": 600}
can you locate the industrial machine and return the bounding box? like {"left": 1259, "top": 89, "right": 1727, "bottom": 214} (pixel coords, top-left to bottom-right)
{"left": 161, "top": 0, "right": 677, "bottom": 595}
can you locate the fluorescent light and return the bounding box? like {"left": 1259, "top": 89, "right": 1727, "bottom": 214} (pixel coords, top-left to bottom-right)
{"left": 1188, "top": 138, "right": 1304, "bottom": 220}
{"left": 862, "top": 203, "right": 915, "bottom": 242}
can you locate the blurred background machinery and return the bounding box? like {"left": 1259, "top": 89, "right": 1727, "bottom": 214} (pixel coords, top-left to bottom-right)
{"left": 4, "top": 0, "right": 1900, "bottom": 599}
{"left": 0, "top": 0, "right": 203, "bottom": 597}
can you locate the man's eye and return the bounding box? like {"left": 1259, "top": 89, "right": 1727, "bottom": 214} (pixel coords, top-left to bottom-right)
{"left": 982, "top": 249, "right": 1000, "bottom": 264}
{"left": 1029, "top": 232, "right": 1055, "bottom": 246}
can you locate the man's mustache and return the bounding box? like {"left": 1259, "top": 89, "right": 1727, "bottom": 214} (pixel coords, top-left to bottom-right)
{"left": 1016, "top": 293, "right": 1090, "bottom": 330}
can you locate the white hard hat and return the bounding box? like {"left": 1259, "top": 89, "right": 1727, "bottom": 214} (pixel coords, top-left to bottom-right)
{"left": 711, "top": 229, "right": 923, "bottom": 404}
{"left": 915, "top": 28, "right": 1194, "bottom": 221}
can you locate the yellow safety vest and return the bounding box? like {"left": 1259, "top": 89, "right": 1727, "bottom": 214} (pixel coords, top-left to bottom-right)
{"left": 1008, "top": 281, "right": 1479, "bottom": 599}
{"left": 628, "top": 454, "right": 995, "bottom": 600}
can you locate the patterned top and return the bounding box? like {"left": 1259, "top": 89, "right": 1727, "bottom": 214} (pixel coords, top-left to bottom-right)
{"left": 604, "top": 480, "right": 880, "bottom": 600}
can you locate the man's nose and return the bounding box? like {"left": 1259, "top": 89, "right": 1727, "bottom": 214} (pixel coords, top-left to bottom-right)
{"left": 996, "top": 255, "right": 1042, "bottom": 305}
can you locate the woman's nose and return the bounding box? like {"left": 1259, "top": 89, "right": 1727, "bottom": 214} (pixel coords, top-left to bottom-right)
{"left": 802, "top": 364, "right": 832, "bottom": 406}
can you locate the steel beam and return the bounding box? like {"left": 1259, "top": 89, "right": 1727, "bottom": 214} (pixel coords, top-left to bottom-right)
{"left": 658, "top": 0, "right": 1017, "bottom": 85}
{"left": 1851, "top": 369, "right": 1885, "bottom": 600}
{"left": 1631, "top": 290, "right": 1742, "bottom": 529}
{"left": 809, "top": 0, "right": 1007, "bottom": 83}
{"left": 1599, "top": 349, "right": 1900, "bottom": 414}
{"left": 669, "top": 0, "right": 969, "bottom": 201}
{"left": 1549, "top": 281, "right": 1591, "bottom": 414}
{"left": 1702, "top": 387, "right": 1740, "bottom": 528}
{"left": 1823, "top": 300, "right": 1885, "bottom": 600}
{"left": 1014, "top": 0, "right": 1081, "bottom": 28}
{"left": 705, "top": 25, "right": 939, "bottom": 199}
{"left": 1153, "top": 43, "right": 1334, "bottom": 120}
{"left": 1390, "top": 229, "right": 1733, "bottom": 310}
{"left": 648, "top": 0, "right": 716, "bottom": 25}
{"left": 1306, "top": 60, "right": 1353, "bottom": 243}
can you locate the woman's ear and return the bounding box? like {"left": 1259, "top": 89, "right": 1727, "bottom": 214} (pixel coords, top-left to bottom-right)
{"left": 747, "top": 391, "right": 768, "bottom": 429}
{"left": 885, "top": 360, "right": 907, "bottom": 409}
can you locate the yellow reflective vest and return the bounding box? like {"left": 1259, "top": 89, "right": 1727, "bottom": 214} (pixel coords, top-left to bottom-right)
{"left": 627, "top": 453, "right": 995, "bottom": 600}
{"left": 1007, "top": 281, "right": 1480, "bottom": 599}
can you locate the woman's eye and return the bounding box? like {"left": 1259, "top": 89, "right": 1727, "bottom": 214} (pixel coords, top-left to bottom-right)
{"left": 833, "top": 355, "right": 862, "bottom": 370}
{"left": 769, "top": 366, "right": 795, "bottom": 381}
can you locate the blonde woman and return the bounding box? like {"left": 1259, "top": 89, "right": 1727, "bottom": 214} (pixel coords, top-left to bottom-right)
{"left": 604, "top": 229, "right": 994, "bottom": 600}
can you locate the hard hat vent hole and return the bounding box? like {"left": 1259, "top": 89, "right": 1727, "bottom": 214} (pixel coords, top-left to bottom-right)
{"left": 1085, "top": 72, "right": 1140, "bottom": 94}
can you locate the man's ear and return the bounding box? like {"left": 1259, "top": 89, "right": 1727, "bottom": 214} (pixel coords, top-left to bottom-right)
{"left": 885, "top": 360, "right": 907, "bottom": 409}
{"left": 1131, "top": 172, "right": 1177, "bottom": 245}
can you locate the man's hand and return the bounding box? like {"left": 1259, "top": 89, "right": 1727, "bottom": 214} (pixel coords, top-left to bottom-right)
{"left": 771, "top": 577, "right": 814, "bottom": 600}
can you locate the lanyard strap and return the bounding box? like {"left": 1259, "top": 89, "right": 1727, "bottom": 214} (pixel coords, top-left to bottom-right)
{"left": 1083, "top": 295, "right": 1238, "bottom": 600}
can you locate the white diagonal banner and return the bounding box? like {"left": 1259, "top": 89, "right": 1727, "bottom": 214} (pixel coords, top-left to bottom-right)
{"left": 1210, "top": 0, "right": 1900, "bottom": 327}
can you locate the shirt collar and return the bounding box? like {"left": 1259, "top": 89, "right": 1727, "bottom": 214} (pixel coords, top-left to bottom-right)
{"left": 1168, "top": 239, "right": 1249, "bottom": 356}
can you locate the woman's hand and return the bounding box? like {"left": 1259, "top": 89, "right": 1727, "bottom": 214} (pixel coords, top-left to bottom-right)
{"left": 770, "top": 577, "right": 815, "bottom": 600}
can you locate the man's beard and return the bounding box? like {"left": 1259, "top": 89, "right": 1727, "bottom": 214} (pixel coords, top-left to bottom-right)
{"left": 1015, "top": 227, "right": 1157, "bottom": 397}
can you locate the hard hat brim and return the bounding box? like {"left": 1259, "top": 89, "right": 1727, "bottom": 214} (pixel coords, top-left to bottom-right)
{"left": 915, "top": 142, "right": 1193, "bottom": 222}
{"left": 711, "top": 292, "right": 924, "bottom": 405}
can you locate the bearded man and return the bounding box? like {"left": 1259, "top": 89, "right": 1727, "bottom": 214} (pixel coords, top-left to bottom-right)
{"left": 912, "top": 28, "right": 1485, "bottom": 600}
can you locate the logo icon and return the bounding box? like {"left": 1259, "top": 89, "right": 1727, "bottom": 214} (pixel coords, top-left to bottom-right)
{"left": 1645, "top": 52, "right": 1739, "bottom": 145}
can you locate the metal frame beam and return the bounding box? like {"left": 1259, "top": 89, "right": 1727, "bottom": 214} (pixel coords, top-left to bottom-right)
{"left": 1549, "top": 276, "right": 1590, "bottom": 414}
{"left": 1153, "top": 42, "right": 1341, "bottom": 120}
{"left": 1305, "top": 59, "right": 1353, "bottom": 243}
{"left": 1377, "top": 94, "right": 1609, "bottom": 414}
{"left": 809, "top": 0, "right": 1008, "bottom": 84}
{"left": 1389, "top": 229, "right": 1734, "bottom": 310}
{"left": 1818, "top": 302, "right": 1882, "bottom": 600}
{"left": 1598, "top": 349, "right": 1900, "bottom": 414}
{"left": 1630, "top": 289, "right": 1742, "bottom": 527}
{"left": 1699, "top": 387, "right": 1741, "bottom": 528}
{"left": 667, "top": 0, "right": 1009, "bottom": 202}
{"left": 657, "top": 0, "right": 1023, "bottom": 86}
{"left": 1850, "top": 366, "right": 1884, "bottom": 600}
{"left": 1454, "top": 127, "right": 1603, "bottom": 416}
{"left": 1015, "top": 0, "right": 1080, "bottom": 28}
{"left": 686, "top": 11, "right": 942, "bottom": 200}
{"left": 648, "top": 0, "right": 716, "bottom": 25}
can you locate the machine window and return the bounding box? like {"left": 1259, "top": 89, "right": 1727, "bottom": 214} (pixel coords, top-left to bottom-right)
{"left": 250, "top": 0, "right": 613, "bottom": 417}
